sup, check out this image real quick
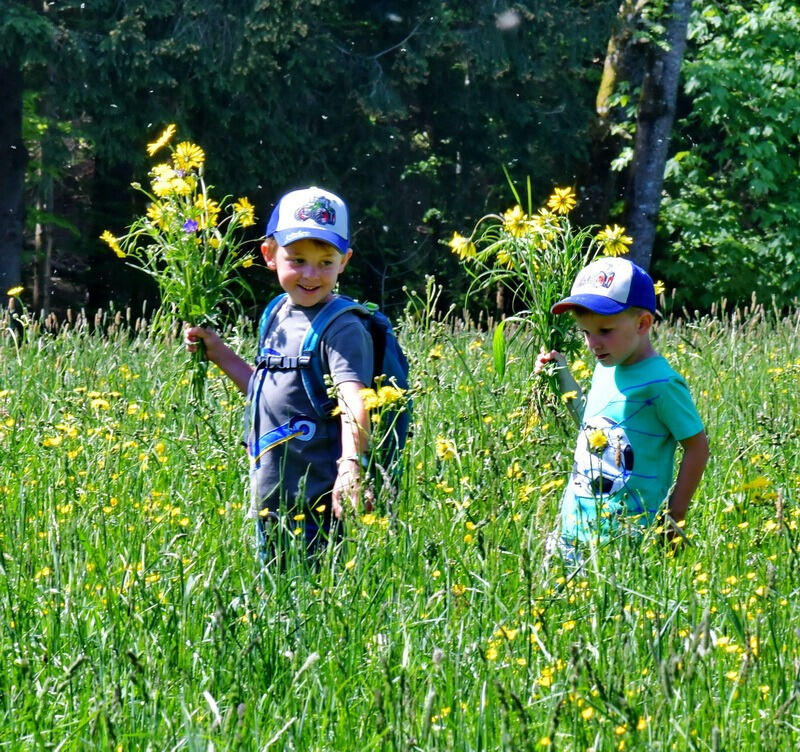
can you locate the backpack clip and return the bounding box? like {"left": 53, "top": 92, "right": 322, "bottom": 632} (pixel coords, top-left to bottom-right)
{"left": 257, "top": 352, "right": 313, "bottom": 370}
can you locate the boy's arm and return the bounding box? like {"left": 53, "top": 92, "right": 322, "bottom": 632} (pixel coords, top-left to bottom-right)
{"left": 185, "top": 326, "right": 254, "bottom": 394}
{"left": 332, "top": 380, "right": 371, "bottom": 519}
{"left": 535, "top": 349, "right": 584, "bottom": 424}
{"left": 667, "top": 430, "right": 710, "bottom": 524}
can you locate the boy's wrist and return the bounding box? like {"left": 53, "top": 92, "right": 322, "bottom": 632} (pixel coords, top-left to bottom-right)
{"left": 336, "top": 454, "right": 368, "bottom": 469}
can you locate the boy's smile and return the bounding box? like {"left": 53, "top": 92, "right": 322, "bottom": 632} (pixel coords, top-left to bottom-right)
{"left": 262, "top": 238, "right": 352, "bottom": 307}
{"left": 573, "top": 308, "right": 656, "bottom": 367}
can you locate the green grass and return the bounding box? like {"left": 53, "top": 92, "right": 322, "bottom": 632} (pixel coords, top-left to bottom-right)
{"left": 1, "top": 295, "right": 799, "bottom": 751}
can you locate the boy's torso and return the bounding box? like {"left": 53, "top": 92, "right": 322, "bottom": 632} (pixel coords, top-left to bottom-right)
{"left": 246, "top": 298, "right": 373, "bottom": 517}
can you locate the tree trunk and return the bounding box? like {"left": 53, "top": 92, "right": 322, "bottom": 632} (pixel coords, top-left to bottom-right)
{"left": 0, "top": 60, "right": 27, "bottom": 292}
{"left": 624, "top": 0, "right": 692, "bottom": 270}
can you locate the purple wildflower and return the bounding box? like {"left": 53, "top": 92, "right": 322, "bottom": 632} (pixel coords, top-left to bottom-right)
{"left": 183, "top": 219, "right": 198, "bottom": 233}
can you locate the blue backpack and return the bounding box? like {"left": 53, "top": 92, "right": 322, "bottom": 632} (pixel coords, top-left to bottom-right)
{"left": 256, "top": 293, "right": 411, "bottom": 478}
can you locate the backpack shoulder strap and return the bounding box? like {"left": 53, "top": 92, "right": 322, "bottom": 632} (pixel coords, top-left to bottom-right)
{"left": 302, "top": 295, "right": 370, "bottom": 417}
{"left": 256, "top": 293, "right": 288, "bottom": 359}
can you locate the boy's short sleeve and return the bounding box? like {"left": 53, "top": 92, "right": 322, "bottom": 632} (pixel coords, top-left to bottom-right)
{"left": 655, "top": 375, "right": 704, "bottom": 441}
{"left": 322, "top": 313, "right": 373, "bottom": 387}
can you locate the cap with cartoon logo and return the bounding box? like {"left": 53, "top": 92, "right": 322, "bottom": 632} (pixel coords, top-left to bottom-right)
{"left": 266, "top": 186, "right": 349, "bottom": 253}
{"left": 551, "top": 257, "right": 656, "bottom": 315}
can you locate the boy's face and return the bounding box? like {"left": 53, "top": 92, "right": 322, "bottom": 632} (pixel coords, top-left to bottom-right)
{"left": 261, "top": 238, "right": 352, "bottom": 307}
{"left": 572, "top": 308, "right": 654, "bottom": 367}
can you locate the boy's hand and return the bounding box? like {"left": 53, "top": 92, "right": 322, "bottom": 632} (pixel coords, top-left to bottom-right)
{"left": 332, "top": 459, "right": 373, "bottom": 519}
{"left": 184, "top": 326, "right": 221, "bottom": 356}
{"left": 535, "top": 349, "right": 567, "bottom": 375}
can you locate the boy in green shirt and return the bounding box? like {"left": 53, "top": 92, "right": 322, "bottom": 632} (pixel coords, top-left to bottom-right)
{"left": 536, "top": 257, "right": 709, "bottom": 562}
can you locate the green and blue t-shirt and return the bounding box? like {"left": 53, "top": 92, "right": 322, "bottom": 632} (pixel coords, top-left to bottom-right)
{"left": 560, "top": 355, "right": 704, "bottom": 543}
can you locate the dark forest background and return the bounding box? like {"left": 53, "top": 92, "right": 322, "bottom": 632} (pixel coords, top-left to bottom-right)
{"left": 2, "top": 1, "right": 798, "bottom": 320}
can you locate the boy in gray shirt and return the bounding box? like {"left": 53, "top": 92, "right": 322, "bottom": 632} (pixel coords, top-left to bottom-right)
{"left": 187, "top": 186, "right": 372, "bottom": 559}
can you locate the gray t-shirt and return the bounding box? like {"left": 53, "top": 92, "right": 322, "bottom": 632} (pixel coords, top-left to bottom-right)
{"left": 245, "top": 297, "right": 373, "bottom": 518}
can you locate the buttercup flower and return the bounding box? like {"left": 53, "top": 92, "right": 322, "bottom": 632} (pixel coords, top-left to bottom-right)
{"left": 596, "top": 224, "right": 633, "bottom": 257}
{"left": 6, "top": 286, "right": 24, "bottom": 297}
{"left": 547, "top": 187, "right": 577, "bottom": 214}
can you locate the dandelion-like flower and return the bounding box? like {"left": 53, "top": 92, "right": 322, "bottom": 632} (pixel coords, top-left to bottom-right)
{"left": 435, "top": 435, "right": 457, "bottom": 461}
{"left": 586, "top": 428, "right": 608, "bottom": 451}
{"left": 100, "top": 231, "right": 126, "bottom": 258}
{"left": 146, "top": 203, "right": 169, "bottom": 230}
{"left": 502, "top": 205, "right": 528, "bottom": 237}
{"left": 173, "top": 141, "right": 205, "bottom": 171}
{"left": 233, "top": 197, "right": 256, "bottom": 228}
{"left": 449, "top": 232, "right": 476, "bottom": 260}
{"left": 6, "top": 286, "right": 24, "bottom": 297}
{"left": 654, "top": 280, "right": 665, "bottom": 295}
{"left": 195, "top": 195, "right": 220, "bottom": 229}
{"left": 596, "top": 224, "right": 633, "bottom": 257}
{"left": 546, "top": 187, "right": 577, "bottom": 214}
{"left": 146, "top": 123, "right": 176, "bottom": 156}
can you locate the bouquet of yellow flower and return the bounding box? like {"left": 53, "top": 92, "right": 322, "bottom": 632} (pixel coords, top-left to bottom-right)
{"left": 449, "top": 183, "right": 635, "bottom": 380}
{"left": 101, "top": 124, "right": 257, "bottom": 401}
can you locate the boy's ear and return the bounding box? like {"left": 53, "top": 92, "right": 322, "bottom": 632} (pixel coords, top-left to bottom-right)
{"left": 338, "top": 248, "right": 353, "bottom": 270}
{"left": 637, "top": 310, "right": 655, "bottom": 333}
{"left": 261, "top": 240, "right": 277, "bottom": 269}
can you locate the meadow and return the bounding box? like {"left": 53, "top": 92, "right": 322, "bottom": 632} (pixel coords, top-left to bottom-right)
{"left": 1, "top": 288, "right": 799, "bottom": 751}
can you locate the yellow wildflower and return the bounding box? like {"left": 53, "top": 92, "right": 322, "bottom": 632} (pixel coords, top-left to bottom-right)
{"left": 146, "top": 123, "right": 176, "bottom": 156}
{"left": 496, "top": 248, "right": 513, "bottom": 268}
{"left": 100, "top": 231, "right": 126, "bottom": 259}
{"left": 194, "top": 195, "right": 220, "bottom": 228}
{"left": 242, "top": 257, "right": 255, "bottom": 268}
{"left": 377, "top": 385, "right": 405, "bottom": 405}
{"left": 449, "top": 232, "right": 476, "bottom": 260}
{"left": 359, "top": 388, "right": 380, "bottom": 411}
{"left": 173, "top": 141, "right": 205, "bottom": 171}
{"left": 654, "top": 280, "right": 665, "bottom": 295}
{"left": 233, "top": 197, "right": 256, "bottom": 227}
{"left": 146, "top": 202, "right": 169, "bottom": 230}
{"left": 502, "top": 205, "right": 528, "bottom": 237}
{"left": 586, "top": 428, "right": 608, "bottom": 451}
{"left": 429, "top": 344, "right": 444, "bottom": 360}
{"left": 6, "top": 285, "right": 24, "bottom": 297}
{"left": 546, "top": 187, "right": 577, "bottom": 214}
{"left": 435, "top": 436, "right": 457, "bottom": 461}
{"left": 596, "top": 224, "right": 633, "bottom": 257}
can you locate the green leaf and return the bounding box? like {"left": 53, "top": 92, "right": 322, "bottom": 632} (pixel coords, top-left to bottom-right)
{"left": 492, "top": 321, "right": 507, "bottom": 382}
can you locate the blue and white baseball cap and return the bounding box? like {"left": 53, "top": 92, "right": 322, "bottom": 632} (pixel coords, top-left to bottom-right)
{"left": 551, "top": 257, "right": 656, "bottom": 315}
{"left": 266, "top": 186, "right": 349, "bottom": 253}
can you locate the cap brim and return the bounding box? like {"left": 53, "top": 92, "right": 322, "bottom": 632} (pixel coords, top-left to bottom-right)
{"left": 272, "top": 228, "right": 349, "bottom": 253}
{"left": 550, "top": 294, "right": 629, "bottom": 315}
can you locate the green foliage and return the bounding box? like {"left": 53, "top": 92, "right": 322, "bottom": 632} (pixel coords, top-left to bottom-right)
{"left": 657, "top": 1, "right": 800, "bottom": 309}
{"left": 15, "top": 0, "right": 620, "bottom": 313}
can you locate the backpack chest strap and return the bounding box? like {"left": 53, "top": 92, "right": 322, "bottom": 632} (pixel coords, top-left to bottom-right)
{"left": 255, "top": 352, "right": 313, "bottom": 370}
